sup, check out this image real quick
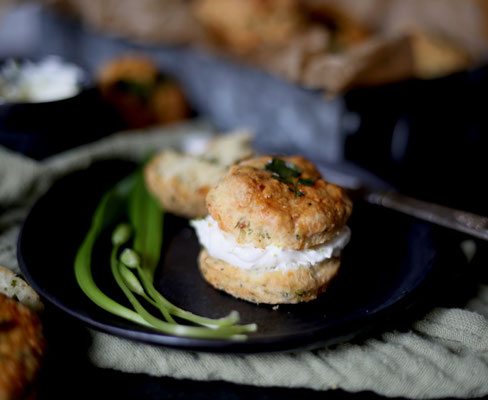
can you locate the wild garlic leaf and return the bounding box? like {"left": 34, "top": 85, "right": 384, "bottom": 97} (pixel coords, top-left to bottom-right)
{"left": 298, "top": 178, "right": 315, "bottom": 186}
{"left": 265, "top": 158, "right": 302, "bottom": 179}
{"left": 265, "top": 157, "right": 315, "bottom": 197}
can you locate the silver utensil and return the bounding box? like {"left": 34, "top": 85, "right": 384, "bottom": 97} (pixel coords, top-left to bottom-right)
{"left": 361, "top": 189, "right": 488, "bottom": 241}
{"left": 318, "top": 163, "right": 488, "bottom": 241}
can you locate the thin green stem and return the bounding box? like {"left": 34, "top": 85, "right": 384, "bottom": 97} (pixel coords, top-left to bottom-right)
{"left": 111, "top": 257, "right": 252, "bottom": 339}
{"left": 137, "top": 266, "right": 249, "bottom": 329}
{"left": 112, "top": 246, "right": 177, "bottom": 324}
{"left": 74, "top": 226, "right": 152, "bottom": 328}
{"left": 75, "top": 166, "right": 257, "bottom": 341}
{"left": 119, "top": 262, "right": 158, "bottom": 307}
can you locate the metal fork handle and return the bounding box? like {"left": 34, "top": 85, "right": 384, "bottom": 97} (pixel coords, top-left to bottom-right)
{"left": 365, "top": 191, "right": 488, "bottom": 241}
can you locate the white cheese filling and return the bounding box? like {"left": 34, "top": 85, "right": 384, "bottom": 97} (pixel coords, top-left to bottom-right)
{"left": 191, "top": 216, "right": 351, "bottom": 272}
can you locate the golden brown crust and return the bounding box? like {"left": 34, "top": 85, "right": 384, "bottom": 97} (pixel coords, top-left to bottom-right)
{"left": 198, "top": 249, "right": 341, "bottom": 304}
{"left": 144, "top": 132, "right": 255, "bottom": 219}
{"left": 144, "top": 153, "right": 211, "bottom": 218}
{"left": 0, "top": 293, "right": 45, "bottom": 400}
{"left": 207, "top": 155, "right": 352, "bottom": 250}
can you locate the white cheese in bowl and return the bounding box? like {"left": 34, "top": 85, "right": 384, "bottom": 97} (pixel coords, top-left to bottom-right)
{"left": 0, "top": 56, "right": 85, "bottom": 104}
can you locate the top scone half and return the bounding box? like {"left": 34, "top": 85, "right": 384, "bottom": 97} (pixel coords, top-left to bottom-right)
{"left": 192, "top": 155, "right": 353, "bottom": 304}
{"left": 144, "top": 130, "right": 254, "bottom": 219}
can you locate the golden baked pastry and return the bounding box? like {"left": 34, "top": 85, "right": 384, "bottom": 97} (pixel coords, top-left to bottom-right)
{"left": 206, "top": 155, "right": 352, "bottom": 250}
{"left": 199, "top": 249, "right": 341, "bottom": 304}
{"left": 144, "top": 131, "right": 254, "bottom": 219}
{"left": 192, "top": 155, "right": 352, "bottom": 304}
{"left": 0, "top": 266, "right": 43, "bottom": 313}
{"left": 0, "top": 267, "right": 45, "bottom": 400}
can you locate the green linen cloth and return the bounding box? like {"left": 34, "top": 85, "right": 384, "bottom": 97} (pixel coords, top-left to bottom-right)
{"left": 1, "top": 122, "right": 488, "bottom": 399}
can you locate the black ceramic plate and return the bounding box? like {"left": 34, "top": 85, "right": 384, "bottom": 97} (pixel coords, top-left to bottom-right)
{"left": 18, "top": 160, "right": 461, "bottom": 353}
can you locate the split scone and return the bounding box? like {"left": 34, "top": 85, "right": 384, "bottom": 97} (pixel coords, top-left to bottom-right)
{"left": 191, "top": 155, "right": 352, "bottom": 304}
{"left": 144, "top": 130, "right": 254, "bottom": 219}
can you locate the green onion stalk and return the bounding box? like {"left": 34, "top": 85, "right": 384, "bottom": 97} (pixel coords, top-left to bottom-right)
{"left": 74, "top": 166, "right": 257, "bottom": 340}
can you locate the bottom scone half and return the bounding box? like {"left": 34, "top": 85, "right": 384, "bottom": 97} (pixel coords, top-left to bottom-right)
{"left": 198, "top": 249, "right": 341, "bottom": 304}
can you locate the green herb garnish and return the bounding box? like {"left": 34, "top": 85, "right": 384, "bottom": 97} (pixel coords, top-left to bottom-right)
{"left": 265, "top": 157, "right": 315, "bottom": 198}
{"left": 74, "top": 165, "right": 256, "bottom": 340}
{"left": 298, "top": 178, "right": 315, "bottom": 186}
{"left": 265, "top": 158, "right": 301, "bottom": 178}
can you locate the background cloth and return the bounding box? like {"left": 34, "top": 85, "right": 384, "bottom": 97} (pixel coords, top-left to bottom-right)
{"left": 1, "top": 122, "right": 488, "bottom": 399}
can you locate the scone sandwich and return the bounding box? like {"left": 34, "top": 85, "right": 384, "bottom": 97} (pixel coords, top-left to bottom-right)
{"left": 191, "top": 155, "right": 352, "bottom": 304}
{"left": 144, "top": 130, "right": 254, "bottom": 219}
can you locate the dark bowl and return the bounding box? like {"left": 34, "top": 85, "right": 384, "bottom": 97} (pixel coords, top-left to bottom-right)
{"left": 0, "top": 57, "right": 121, "bottom": 159}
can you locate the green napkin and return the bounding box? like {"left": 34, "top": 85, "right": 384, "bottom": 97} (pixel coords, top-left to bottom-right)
{"left": 1, "top": 122, "right": 487, "bottom": 398}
